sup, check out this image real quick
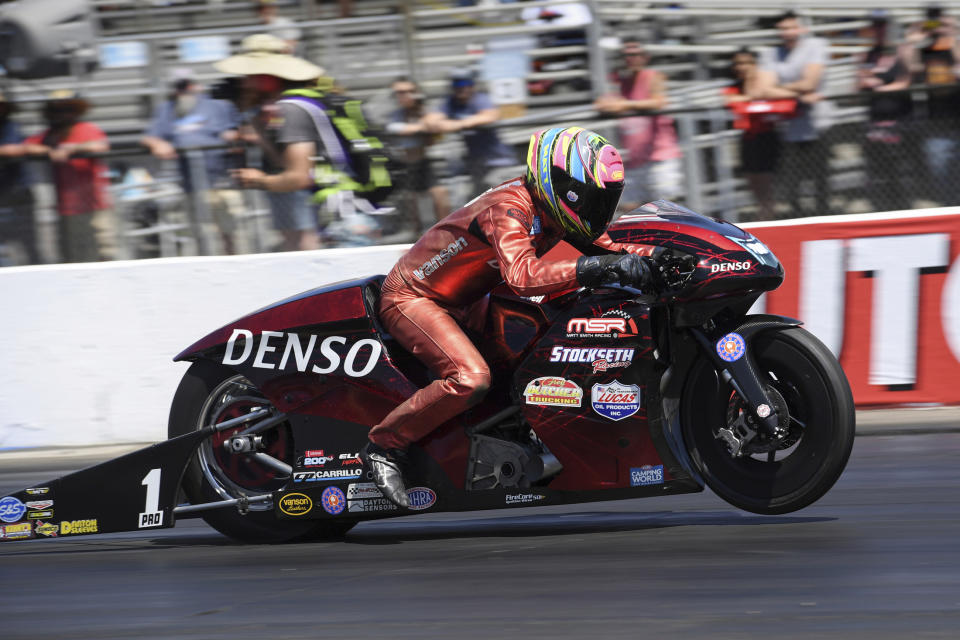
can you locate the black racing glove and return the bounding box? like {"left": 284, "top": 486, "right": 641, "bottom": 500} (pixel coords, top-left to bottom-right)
{"left": 576, "top": 253, "right": 654, "bottom": 290}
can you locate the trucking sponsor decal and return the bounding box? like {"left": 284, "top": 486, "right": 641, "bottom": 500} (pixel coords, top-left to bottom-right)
{"left": 222, "top": 330, "right": 382, "bottom": 378}
{"left": 34, "top": 521, "right": 59, "bottom": 537}
{"left": 60, "top": 519, "right": 98, "bottom": 535}
{"left": 523, "top": 377, "right": 583, "bottom": 407}
{"left": 1, "top": 522, "right": 33, "bottom": 540}
{"left": 716, "top": 332, "right": 746, "bottom": 362}
{"left": 406, "top": 487, "right": 437, "bottom": 511}
{"left": 565, "top": 310, "right": 638, "bottom": 339}
{"left": 0, "top": 496, "right": 27, "bottom": 523}
{"left": 630, "top": 465, "right": 664, "bottom": 487}
{"left": 549, "top": 346, "right": 635, "bottom": 367}
{"left": 279, "top": 493, "right": 313, "bottom": 516}
{"left": 412, "top": 236, "right": 468, "bottom": 280}
{"left": 591, "top": 381, "right": 641, "bottom": 421}
{"left": 321, "top": 487, "right": 346, "bottom": 515}
{"left": 303, "top": 450, "right": 334, "bottom": 467}
{"left": 505, "top": 493, "right": 546, "bottom": 505}
{"left": 293, "top": 468, "right": 364, "bottom": 483}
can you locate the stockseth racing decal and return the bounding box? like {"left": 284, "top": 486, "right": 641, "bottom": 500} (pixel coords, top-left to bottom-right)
{"left": 630, "top": 465, "right": 664, "bottom": 487}
{"left": 549, "top": 346, "right": 635, "bottom": 368}
{"left": 321, "top": 487, "right": 346, "bottom": 515}
{"left": 523, "top": 377, "right": 583, "bottom": 407}
{"left": 222, "top": 330, "right": 382, "bottom": 378}
{"left": 591, "top": 381, "right": 641, "bottom": 421}
{"left": 716, "top": 332, "right": 746, "bottom": 362}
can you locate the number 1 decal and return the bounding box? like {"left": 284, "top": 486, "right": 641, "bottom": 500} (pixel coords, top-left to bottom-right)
{"left": 139, "top": 468, "right": 164, "bottom": 528}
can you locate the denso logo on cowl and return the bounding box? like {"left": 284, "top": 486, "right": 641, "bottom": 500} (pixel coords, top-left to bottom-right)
{"left": 709, "top": 260, "right": 752, "bottom": 273}
{"left": 221, "top": 330, "right": 382, "bottom": 378}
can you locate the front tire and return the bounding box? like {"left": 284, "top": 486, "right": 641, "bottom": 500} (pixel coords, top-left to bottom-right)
{"left": 681, "top": 327, "right": 855, "bottom": 514}
{"left": 168, "top": 360, "right": 355, "bottom": 543}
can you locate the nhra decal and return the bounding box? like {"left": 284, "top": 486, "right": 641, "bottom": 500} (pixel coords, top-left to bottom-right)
{"left": 630, "top": 465, "right": 664, "bottom": 487}
{"left": 60, "top": 519, "right": 98, "bottom": 535}
{"left": 1, "top": 522, "right": 33, "bottom": 540}
{"left": 222, "top": 330, "right": 381, "bottom": 378}
{"left": 303, "top": 449, "right": 334, "bottom": 467}
{"left": 549, "top": 346, "right": 635, "bottom": 367}
{"left": 406, "top": 487, "right": 437, "bottom": 511}
{"left": 716, "top": 332, "right": 746, "bottom": 362}
{"left": 35, "top": 521, "right": 59, "bottom": 537}
{"left": 505, "top": 493, "right": 545, "bottom": 505}
{"left": 321, "top": 487, "right": 346, "bottom": 515}
{"left": 708, "top": 260, "right": 752, "bottom": 273}
{"left": 0, "top": 496, "right": 26, "bottom": 523}
{"left": 412, "top": 236, "right": 468, "bottom": 280}
{"left": 279, "top": 493, "right": 312, "bottom": 516}
{"left": 523, "top": 377, "right": 583, "bottom": 407}
{"left": 591, "top": 381, "right": 641, "bottom": 421}
{"left": 565, "top": 310, "right": 638, "bottom": 339}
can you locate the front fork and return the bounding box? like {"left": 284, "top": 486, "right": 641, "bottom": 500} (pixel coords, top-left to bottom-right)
{"left": 688, "top": 315, "right": 802, "bottom": 442}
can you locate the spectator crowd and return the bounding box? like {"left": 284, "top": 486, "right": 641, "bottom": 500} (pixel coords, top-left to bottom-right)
{"left": 2, "top": 4, "right": 960, "bottom": 265}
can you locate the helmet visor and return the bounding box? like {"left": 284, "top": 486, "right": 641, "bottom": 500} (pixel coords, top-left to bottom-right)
{"left": 551, "top": 165, "right": 624, "bottom": 241}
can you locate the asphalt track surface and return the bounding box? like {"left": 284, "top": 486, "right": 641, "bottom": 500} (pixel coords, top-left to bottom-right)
{"left": 1, "top": 410, "right": 959, "bottom": 639}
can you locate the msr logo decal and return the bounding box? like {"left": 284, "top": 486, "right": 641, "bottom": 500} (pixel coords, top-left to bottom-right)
{"left": 566, "top": 309, "right": 638, "bottom": 339}
{"left": 222, "top": 331, "right": 382, "bottom": 378}
{"left": 412, "top": 236, "right": 468, "bottom": 280}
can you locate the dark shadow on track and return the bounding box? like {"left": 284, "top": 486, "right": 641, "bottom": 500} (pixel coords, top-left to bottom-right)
{"left": 340, "top": 509, "right": 834, "bottom": 545}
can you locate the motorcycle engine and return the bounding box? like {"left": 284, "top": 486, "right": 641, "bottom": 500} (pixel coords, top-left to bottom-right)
{"left": 466, "top": 433, "right": 562, "bottom": 490}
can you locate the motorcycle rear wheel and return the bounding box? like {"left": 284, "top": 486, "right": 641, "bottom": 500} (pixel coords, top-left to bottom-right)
{"left": 168, "top": 360, "right": 355, "bottom": 543}
{"left": 681, "top": 327, "right": 855, "bottom": 515}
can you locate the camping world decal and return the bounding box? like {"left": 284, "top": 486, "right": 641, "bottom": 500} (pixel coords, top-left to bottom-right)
{"left": 591, "top": 381, "right": 641, "bottom": 421}
{"left": 523, "top": 377, "right": 583, "bottom": 407}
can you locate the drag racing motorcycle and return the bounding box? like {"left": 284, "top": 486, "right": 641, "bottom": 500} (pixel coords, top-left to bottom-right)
{"left": 0, "top": 201, "right": 855, "bottom": 544}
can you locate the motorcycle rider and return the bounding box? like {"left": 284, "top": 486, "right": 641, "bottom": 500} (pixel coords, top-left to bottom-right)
{"left": 361, "top": 126, "right": 663, "bottom": 507}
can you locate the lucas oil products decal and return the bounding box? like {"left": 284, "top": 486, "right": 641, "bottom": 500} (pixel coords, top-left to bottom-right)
{"left": 716, "top": 333, "right": 746, "bottom": 362}
{"left": 591, "top": 381, "right": 641, "bottom": 421}
{"left": 523, "top": 377, "right": 583, "bottom": 407}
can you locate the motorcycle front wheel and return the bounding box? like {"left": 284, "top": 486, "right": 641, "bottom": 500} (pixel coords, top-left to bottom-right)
{"left": 681, "top": 327, "right": 855, "bottom": 515}
{"left": 168, "top": 360, "right": 355, "bottom": 543}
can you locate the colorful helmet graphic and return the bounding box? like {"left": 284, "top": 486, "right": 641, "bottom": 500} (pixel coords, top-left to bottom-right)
{"left": 524, "top": 126, "right": 625, "bottom": 242}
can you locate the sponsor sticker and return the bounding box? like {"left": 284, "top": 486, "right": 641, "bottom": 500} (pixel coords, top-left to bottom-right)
{"left": 406, "top": 487, "right": 437, "bottom": 511}
{"left": 716, "top": 332, "right": 746, "bottom": 362}
{"left": 709, "top": 260, "right": 751, "bottom": 273}
{"left": 0, "top": 496, "right": 27, "bottom": 523}
{"left": 339, "top": 452, "right": 362, "bottom": 466}
{"left": 1, "top": 522, "right": 33, "bottom": 540}
{"left": 60, "top": 519, "right": 98, "bottom": 535}
{"left": 591, "top": 381, "right": 641, "bottom": 421}
{"left": 630, "top": 465, "right": 664, "bottom": 487}
{"left": 321, "top": 487, "right": 346, "bottom": 515}
{"left": 221, "top": 330, "right": 382, "bottom": 378}
{"left": 25, "top": 488, "right": 49, "bottom": 495}
{"left": 25, "top": 500, "right": 53, "bottom": 511}
{"left": 523, "top": 377, "right": 583, "bottom": 407}
{"left": 505, "top": 493, "right": 546, "bottom": 505}
{"left": 347, "top": 498, "right": 397, "bottom": 513}
{"left": 412, "top": 236, "right": 468, "bottom": 280}
{"left": 279, "top": 493, "right": 313, "bottom": 516}
{"left": 35, "top": 521, "right": 59, "bottom": 537}
{"left": 27, "top": 510, "right": 53, "bottom": 520}
{"left": 347, "top": 483, "right": 383, "bottom": 500}
{"left": 565, "top": 310, "right": 638, "bottom": 339}
{"left": 591, "top": 359, "right": 631, "bottom": 374}
{"left": 139, "top": 510, "right": 163, "bottom": 528}
{"left": 549, "top": 346, "right": 635, "bottom": 367}
{"left": 292, "top": 468, "right": 363, "bottom": 483}
{"left": 303, "top": 449, "right": 334, "bottom": 467}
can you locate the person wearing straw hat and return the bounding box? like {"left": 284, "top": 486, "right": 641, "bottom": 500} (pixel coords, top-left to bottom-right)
{"left": 22, "top": 90, "right": 114, "bottom": 263}
{"left": 217, "top": 34, "right": 327, "bottom": 251}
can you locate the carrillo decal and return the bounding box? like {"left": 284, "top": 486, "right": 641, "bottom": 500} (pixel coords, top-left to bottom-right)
{"left": 222, "top": 330, "right": 382, "bottom": 378}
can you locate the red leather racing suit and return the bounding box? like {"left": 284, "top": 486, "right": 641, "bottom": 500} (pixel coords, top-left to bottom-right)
{"left": 369, "top": 178, "right": 656, "bottom": 450}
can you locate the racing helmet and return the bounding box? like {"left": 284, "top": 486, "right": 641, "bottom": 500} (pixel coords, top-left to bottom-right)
{"left": 525, "top": 126, "right": 625, "bottom": 242}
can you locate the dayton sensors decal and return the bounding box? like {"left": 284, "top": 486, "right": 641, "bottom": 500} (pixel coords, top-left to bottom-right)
{"left": 523, "top": 377, "right": 583, "bottom": 407}
{"left": 222, "top": 330, "right": 382, "bottom": 377}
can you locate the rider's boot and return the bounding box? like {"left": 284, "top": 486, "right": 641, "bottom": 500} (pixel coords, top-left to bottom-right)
{"left": 360, "top": 442, "right": 411, "bottom": 508}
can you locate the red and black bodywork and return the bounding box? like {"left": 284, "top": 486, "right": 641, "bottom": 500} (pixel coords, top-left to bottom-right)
{"left": 3, "top": 201, "right": 848, "bottom": 544}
